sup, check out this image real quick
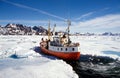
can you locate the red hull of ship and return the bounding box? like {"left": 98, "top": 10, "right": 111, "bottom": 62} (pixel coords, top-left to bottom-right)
{"left": 40, "top": 46, "right": 80, "bottom": 60}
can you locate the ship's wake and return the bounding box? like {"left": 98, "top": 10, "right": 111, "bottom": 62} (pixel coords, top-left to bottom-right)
{"left": 65, "top": 54, "right": 120, "bottom": 78}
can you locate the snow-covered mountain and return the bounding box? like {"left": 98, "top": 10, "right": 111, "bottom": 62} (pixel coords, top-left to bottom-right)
{"left": 74, "top": 32, "right": 120, "bottom": 36}
{"left": 102, "top": 32, "right": 120, "bottom": 36}
{"left": 0, "top": 23, "right": 120, "bottom": 36}
{"left": 0, "top": 23, "right": 47, "bottom": 35}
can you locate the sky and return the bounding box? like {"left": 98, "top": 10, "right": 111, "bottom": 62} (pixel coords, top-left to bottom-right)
{"left": 0, "top": 0, "right": 120, "bottom": 33}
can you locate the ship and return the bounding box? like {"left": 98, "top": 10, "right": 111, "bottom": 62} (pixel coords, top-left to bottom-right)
{"left": 40, "top": 20, "right": 80, "bottom": 60}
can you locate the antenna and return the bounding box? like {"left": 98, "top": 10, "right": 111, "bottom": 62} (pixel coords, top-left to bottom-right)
{"left": 48, "top": 20, "right": 51, "bottom": 40}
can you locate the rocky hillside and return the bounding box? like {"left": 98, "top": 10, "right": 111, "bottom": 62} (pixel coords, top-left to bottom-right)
{"left": 0, "top": 23, "right": 47, "bottom": 35}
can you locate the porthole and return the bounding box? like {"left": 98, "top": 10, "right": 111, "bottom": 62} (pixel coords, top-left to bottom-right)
{"left": 72, "top": 48, "right": 75, "bottom": 51}
{"left": 66, "top": 48, "right": 67, "bottom": 51}
{"left": 61, "top": 48, "right": 63, "bottom": 51}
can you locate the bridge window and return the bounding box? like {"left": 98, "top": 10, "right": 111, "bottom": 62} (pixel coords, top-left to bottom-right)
{"left": 72, "top": 48, "right": 75, "bottom": 51}
{"left": 57, "top": 48, "right": 59, "bottom": 51}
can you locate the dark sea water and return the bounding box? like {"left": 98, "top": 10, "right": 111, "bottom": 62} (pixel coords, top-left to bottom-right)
{"left": 35, "top": 47, "right": 120, "bottom": 78}
{"left": 65, "top": 55, "right": 120, "bottom": 78}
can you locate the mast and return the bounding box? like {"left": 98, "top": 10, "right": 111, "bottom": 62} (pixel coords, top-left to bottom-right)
{"left": 67, "top": 19, "right": 71, "bottom": 45}
{"left": 48, "top": 20, "right": 51, "bottom": 40}
{"left": 52, "top": 24, "right": 56, "bottom": 36}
